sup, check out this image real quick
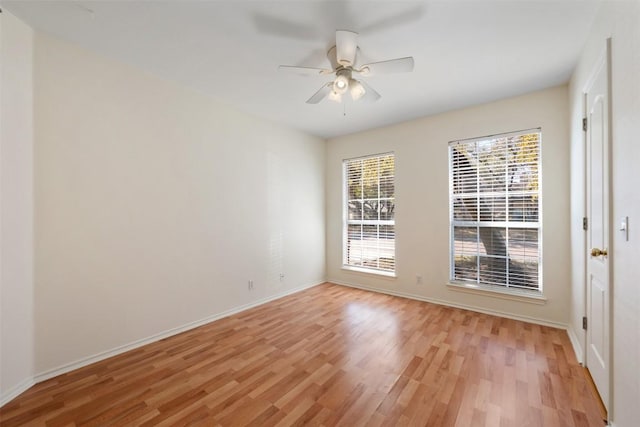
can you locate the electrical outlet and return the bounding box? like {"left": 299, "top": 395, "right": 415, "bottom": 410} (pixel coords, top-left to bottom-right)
{"left": 248, "top": 280, "right": 254, "bottom": 290}
{"left": 416, "top": 275, "right": 423, "bottom": 285}
{"left": 279, "top": 273, "right": 285, "bottom": 282}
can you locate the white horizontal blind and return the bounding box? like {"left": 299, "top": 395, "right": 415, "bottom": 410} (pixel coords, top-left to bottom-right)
{"left": 344, "top": 153, "right": 395, "bottom": 273}
{"left": 449, "top": 130, "right": 541, "bottom": 291}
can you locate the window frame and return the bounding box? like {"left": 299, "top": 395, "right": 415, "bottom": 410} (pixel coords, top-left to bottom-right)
{"left": 342, "top": 152, "right": 396, "bottom": 277}
{"left": 448, "top": 129, "right": 543, "bottom": 296}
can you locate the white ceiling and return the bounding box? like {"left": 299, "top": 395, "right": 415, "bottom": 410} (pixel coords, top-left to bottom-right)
{"left": 4, "top": 0, "right": 600, "bottom": 138}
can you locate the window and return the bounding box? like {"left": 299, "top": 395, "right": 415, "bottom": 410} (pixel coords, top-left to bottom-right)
{"left": 449, "top": 129, "right": 541, "bottom": 292}
{"left": 344, "top": 153, "right": 395, "bottom": 275}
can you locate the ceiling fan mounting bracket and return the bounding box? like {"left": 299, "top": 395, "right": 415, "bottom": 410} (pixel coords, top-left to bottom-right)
{"left": 335, "top": 68, "right": 351, "bottom": 78}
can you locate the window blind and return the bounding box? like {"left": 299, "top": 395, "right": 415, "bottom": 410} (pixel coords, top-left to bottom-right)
{"left": 449, "top": 130, "right": 541, "bottom": 291}
{"left": 344, "top": 153, "right": 395, "bottom": 273}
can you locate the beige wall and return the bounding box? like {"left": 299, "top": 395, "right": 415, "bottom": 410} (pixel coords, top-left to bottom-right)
{"left": 34, "top": 34, "right": 326, "bottom": 376}
{"left": 568, "top": 2, "right": 640, "bottom": 425}
{"left": 326, "top": 86, "right": 571, "bottom": 326}
{"left": 0, "top": 11, "right": 35, "bottom": 404}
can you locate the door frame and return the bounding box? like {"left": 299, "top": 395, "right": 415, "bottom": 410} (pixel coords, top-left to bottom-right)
{"left": 582, "top": 37, "right": 613, "bottom": 417}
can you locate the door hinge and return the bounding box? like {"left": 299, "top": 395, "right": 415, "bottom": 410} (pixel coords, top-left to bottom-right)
{"left": 583, "top": 217, "right": 588, "bottom": 231}
{"left": 582, "top": 316, "right": 588, "bottom": 330}
{"left": 582, "top": 117, "right": 588, "bottom": 131}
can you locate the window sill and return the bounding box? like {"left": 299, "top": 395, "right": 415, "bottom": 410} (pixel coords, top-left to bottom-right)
{"left": 447, "top": 282, "right": 547, "bottom": 305}
{"left": 342, "top": 265, "right": 397, "bottom": 279}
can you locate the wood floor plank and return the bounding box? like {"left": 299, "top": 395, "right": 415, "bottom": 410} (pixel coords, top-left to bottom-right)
{"left": 0, "top": 283, "right": 605, "bottom": 426}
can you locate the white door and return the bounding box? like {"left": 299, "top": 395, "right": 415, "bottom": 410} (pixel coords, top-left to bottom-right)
{"left": 585, "top": 40, "right": 611, "bottom": 410}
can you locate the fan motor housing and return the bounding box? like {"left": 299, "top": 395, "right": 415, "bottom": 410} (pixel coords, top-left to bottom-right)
{"left": 327, "top": 46, "right": 360, "bottom": 71}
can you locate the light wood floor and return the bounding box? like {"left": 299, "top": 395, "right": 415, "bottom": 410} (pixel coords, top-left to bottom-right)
{"left": 0, "top": 283, "right": 605, "bottom": 426}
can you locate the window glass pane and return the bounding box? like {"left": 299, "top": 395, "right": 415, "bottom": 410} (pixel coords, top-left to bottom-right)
{"left": 478, "top": 196, "right": 506, "bottom": 222}
{"left": 478, "top": 227, "right": 507, "bottom": 257}
{"left": 453, "top": 197, "right": 477, "bottom": 221}
{"left": 507, "top": 257, "right": 539, "bottom": 289}
{"left": 379, "top": 225, "right": 395, "bottom": 271}
{"left": 449, "top": 130, "right": 541, "bottom": 291}
{"left": 451, "top": 147, "right": 478, "bottom": 194}
{"left": 507, "top": 229, "right": 539, "bottom": 259}
{"left": 379, "top": 156, "right": 394, "bottom": 175}
{"left": 379, "top": 200, "right": 395, "bottom": 221}
{"left": 508, "top": 194, "right": 539, "bottom": 222}
{"left": 348, "top": 200, "right": 362, "bottom": 221}
{"left": 362, "top": 200, "right": 379, "bottom": 220}
{"left": 380, "top": 176, "right": 394, "bottom": 198}
{"left": 479, "top": 256, "right": 508, "bottom": 286}
{"left": 508, "top": 133, "right": 539, "bottom": 193}
{"left": 347, "top": 161, "right": 363, "bottom": 200}
{"left": 379, "top": 224, "right": 394, "bottom": 240}
{"left": 453, "top": 226, "right": 478, "bottom": 255}
{"left": 478, "top": 138, "right": 507, "bottom": 193}
{"left": 378, "top": 257, "right": 394, "bottom": 271}
{"left": 361, "top": 224, "right": 379, "bottom": 269}
{"left": 454, "top": 255, "right": 478, "bottom": 282}
{"left": 506, "top": 228, "right": 539, "bottom": 291}
{"left": 362, "top": 158, "right": 379, "bottom": 199}
{"left": 344, "top": 154, "right": 395, "bottom": 273}
{"left": 347, "top": 224, "right": 363, "bottom": 266}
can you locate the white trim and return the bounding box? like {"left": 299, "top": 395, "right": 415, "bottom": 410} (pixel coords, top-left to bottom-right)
{"left": 331, "top": 280, "right": 567, "bottom": 329}
{"left": 33, "top": 280, "right": 324, "bottom": 384}
{"left": 341, "top": 265, "right": 397, "bottom": 278}
{"left": 0, "top": 377, "right": 35, "bottom": 407}
{"left": 447, "top": 282, "right": 546, "bottom": 305}
{"left": 567, "top": 325, "right": 584, "bottom": 364}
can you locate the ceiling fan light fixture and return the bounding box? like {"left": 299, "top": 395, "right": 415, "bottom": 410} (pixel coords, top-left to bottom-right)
{"left": 350, "top": 79, "right": 366, "bottom": 101}
{"left": 328, "top": 90, "right": 343, "bottom": 103}
{"left": 333, "top": 74, "right": 349, "bottom": 95}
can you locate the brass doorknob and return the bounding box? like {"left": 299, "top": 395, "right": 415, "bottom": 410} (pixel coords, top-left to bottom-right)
{"left": 591, "top": 248, "right": 608, "bottom": 257}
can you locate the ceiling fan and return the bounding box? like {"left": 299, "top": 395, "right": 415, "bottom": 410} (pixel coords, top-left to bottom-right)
{"left": 278, "top": 30, "right": 415, "bottom": 104}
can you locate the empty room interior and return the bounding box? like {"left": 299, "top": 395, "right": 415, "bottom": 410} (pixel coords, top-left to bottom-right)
{"left": 1, "top": 1, "right": 639, "bottom": 426}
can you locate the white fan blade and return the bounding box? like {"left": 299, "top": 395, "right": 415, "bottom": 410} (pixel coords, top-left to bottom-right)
{"left": 336, "top": 30, "right": 358, "bottom": 67}
{"left": 278, "top": 65, "right": 333, "bottom": 76}
{"left": 359, "top": 57, "right": 414, "bottom": 76}
{"left": 359, "top": 80, "right": 381, "bottom": 102}
{"left": 306, "top": 83, "right": 333, "bottom": 104}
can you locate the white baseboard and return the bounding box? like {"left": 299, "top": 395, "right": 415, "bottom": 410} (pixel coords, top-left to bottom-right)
{"left": 33, "top": 280, "right": 324, "bottom": 384}
{"left": 566, "top": 325, "right": 584, "bottom": 364}
{"left": 331, "top": 280, "right": 568, "bottom": 330}
{"left": 0, "top": 377, "right": 35, "bottom": 408}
